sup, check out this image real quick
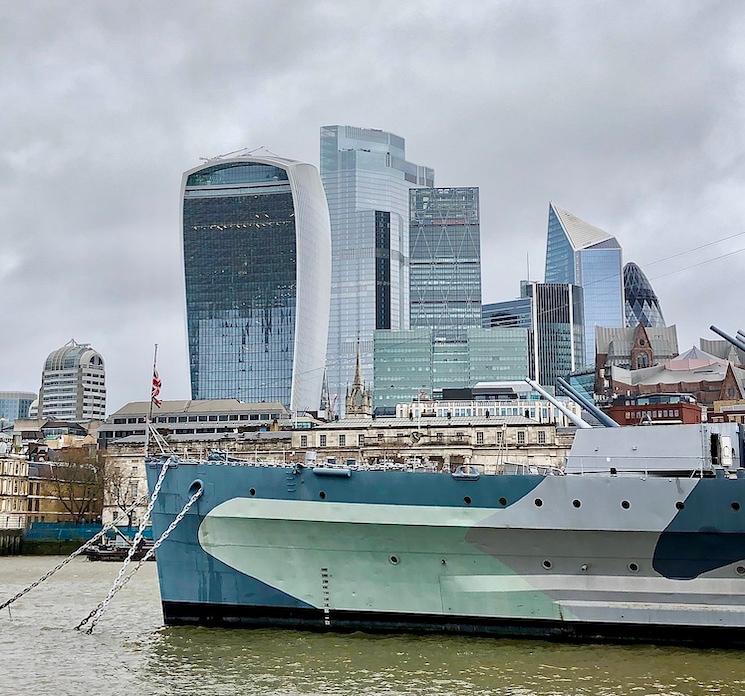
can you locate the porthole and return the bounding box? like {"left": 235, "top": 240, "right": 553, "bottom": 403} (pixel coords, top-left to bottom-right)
{"left": 675, "top": 501, "right": 685, "bottom": 511}
{"left": 534, "top": 498, "right": 543, "bottom": 507}
{"left": 463, "top": 496, "right": 472, "bottom": 505}
{"left": 499, "top": 497, "right": 507, "bottom": 506}
{"left": 572, "top": 499, "right": 581, "bottom": 508}
{"left": 389, "top": 555, "right": 400, "bottom": 565}
{"left": 628, "top": 562, "right": 639, "bottom": 573}
{"left": 542, "top": 559, "right": 552, "bottom": 570}
{"left": 319, "top": 491, "right": 327, "bottom": 500}
{"left": 621, "top": 500, "right": 630, "bottom": 509}
{"left": 732, "top": 502, "right": 741, "bottom": 512}
{"left": 249, "top": 488, "right": 256, "bottom": 496}
{"left": 736, "top": 566, "right": 745, "bottom": 576}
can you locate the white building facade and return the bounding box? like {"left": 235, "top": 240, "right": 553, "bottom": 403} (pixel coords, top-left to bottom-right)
{"left": 38, "top": 339, "right": 106, "bottom": 421}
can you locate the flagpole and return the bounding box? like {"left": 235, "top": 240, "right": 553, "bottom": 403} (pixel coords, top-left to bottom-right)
{"left": 145, "top": 343, "right": 158, "bottom": 458}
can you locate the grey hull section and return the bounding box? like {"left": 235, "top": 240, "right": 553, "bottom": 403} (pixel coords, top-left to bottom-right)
{"left": 147, "top": 460, "right": 745, "bottom": 645}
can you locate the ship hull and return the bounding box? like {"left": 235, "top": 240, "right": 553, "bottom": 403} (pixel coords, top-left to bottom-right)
{"left": 147, "top": 461, "right": 745, "bottom": 645}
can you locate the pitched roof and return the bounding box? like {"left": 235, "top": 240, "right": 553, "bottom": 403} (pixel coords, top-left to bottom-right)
{"left": 108, "top": 400, "right": 288, "bottom": 417}
{"left": 550, "top": 203, "right": 614, "bottom": 250}
{"left": 610, "top": 346, "right": 745, "bottom": 390}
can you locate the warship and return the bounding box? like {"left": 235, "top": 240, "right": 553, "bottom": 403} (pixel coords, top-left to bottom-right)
{"left": 145, "top": 330, "right": 745, "bottom": 646}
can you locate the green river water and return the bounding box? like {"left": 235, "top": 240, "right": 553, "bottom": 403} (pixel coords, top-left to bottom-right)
{"left": 1, "top": 556, "right": 744, "bottom": 696}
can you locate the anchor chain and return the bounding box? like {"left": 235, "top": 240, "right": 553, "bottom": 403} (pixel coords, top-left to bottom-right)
{"left": 77, "top": 482, "right": 203, "bottom": 634}
{"left": 74, "top": 457, "right": 172, "bottom": 631}
{"left": 1, "top": 493, "right": 149, "bottom": 614}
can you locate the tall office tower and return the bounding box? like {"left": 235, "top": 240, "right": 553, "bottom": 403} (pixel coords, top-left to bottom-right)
{"left": 182, "top": 153, "right": 331, "bottom": 411}
{"left": 482, "top": 282, "right": 585, "bottom": 388}
{"left": 321, "top": 125, "right": 434, "bottom": 413}
{"left": 623, "top": 262, "right": 665, "bottom": 328}
{"left": 544, "top": 203, "right": 624, "bottom": 363}
{"left": 409, "top": 187, "right": 481, "bottom": 339}
{"left": 39, "top": 339, "right": 106, "bottom": 421}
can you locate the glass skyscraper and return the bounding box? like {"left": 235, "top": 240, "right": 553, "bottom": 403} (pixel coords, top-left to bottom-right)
{"left": 373, "top": 327, "right": 529, "bottom": 410}
{"left": 0, "top": 391, "right": 36, "bottom": 426}
{"left": 409, "top": 187, "right": 481, "bottom": 339}
{"left": 482, "top": 281, "right": 584, "bottom": 388}
{"left": 544, "top": 203, "right": 624, "bottom": 363}
{"left": 182, "top": 154, "right": 331, "bottom": 411}
{"left": 623, "top": 262, "right": 665, "bottom": 327}
{"left": 321, "top": 126, "right": 434, "bottom": 414}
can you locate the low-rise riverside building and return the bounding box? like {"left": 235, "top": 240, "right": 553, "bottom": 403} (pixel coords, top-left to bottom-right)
{"left": 603, "top": 394, "right": 704, "bottom": 426}
{"left": 0, "top": 456, "right": 29, "bottom": 529}
{"left": 98, "top": 399, "right": 293, "bottom": 446}
{"left": 99, "top": 399, "right": 305, "bottom": 526}
{"left": 291, "top": 417, "right": 569, "bottom": 472}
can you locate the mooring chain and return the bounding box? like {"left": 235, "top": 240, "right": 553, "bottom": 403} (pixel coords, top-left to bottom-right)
{"left": 74, "top": 457, "right": 172, "bottom": 632}
{"left": 0, "top": 494, "right": 149, "bottom": 614}
{"left": 79, "top": 483, "right": 203, "bottom": 634}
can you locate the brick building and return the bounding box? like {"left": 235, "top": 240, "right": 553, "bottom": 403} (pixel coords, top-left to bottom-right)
{"left": 605, "top": 347, "right": 745, "bottom": 409}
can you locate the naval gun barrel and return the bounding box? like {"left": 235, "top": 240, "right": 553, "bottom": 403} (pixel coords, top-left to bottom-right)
{"left": 524, "top": 379, "right": 592, "bottom": 429}
{"left": 556, "top": 377, "right": 620, "bottom": 429}
{"left": 710, "top": 325, "right": 745, "bottom": 354}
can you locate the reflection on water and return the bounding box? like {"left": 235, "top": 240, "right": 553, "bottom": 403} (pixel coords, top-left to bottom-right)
{"left": 2, "top": 556, "right": 744, "bottom": 696}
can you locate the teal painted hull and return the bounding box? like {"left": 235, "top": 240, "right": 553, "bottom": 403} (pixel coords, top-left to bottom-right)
{"left": 147, "top": 459, "right": 745, "bottom": 644}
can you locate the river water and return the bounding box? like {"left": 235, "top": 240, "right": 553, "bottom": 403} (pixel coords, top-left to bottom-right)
{"left": 1, "top": 556, "right": 744, "bottom": 696}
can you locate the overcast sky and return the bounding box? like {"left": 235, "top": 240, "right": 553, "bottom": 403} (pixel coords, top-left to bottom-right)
{"left": 2, "top": 1, "right": 744, "bottom": 410}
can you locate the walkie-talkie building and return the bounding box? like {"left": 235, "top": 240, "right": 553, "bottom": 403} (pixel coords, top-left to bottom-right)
{"left": 181, "top": 153, "right": 331, "bottom": 411}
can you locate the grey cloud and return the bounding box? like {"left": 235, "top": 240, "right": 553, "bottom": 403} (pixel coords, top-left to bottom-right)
{"left": 1, "top": 0, "right": 744, "bottom": 408}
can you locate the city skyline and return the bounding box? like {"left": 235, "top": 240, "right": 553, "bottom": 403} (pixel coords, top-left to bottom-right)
{"left": 2, "top": 3, "right": 744, "bottom": 410}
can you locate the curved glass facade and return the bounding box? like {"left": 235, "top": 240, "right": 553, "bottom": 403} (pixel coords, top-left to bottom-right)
{"left": 182, "top": 156, "right": 331, "bottom": 410}
{"left": 623, "top": 262, "right": 665, "bottom": 327}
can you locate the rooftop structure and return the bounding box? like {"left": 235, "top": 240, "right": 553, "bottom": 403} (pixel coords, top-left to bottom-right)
{"left": 700, "top": 338, "right": 745, "bottom": 368}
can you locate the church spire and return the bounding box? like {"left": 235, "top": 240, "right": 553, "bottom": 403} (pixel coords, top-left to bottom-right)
{"left": 353, "top": 337, "right": 363, "bottom": 388}
{"left": 345, "top": 337, "right": 373, "bottom": 418}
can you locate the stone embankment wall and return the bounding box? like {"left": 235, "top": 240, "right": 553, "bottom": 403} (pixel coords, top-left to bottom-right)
{"left": 0, "top": 529, "right": 22, "bottom": 555}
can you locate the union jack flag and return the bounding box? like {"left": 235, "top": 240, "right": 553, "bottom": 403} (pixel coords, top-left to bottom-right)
{"left": 151, "top": 369, "right": 162, "bottom": 408}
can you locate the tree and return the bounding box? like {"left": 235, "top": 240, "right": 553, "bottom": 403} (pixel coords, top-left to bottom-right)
{"left": 48, "top": 448, "right": 105, "bottom": 524}
{"left": 104, "top": 459, "right": 140, "bottom": 528}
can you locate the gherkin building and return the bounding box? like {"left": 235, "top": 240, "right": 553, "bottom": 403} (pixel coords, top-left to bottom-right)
{"left": 623, "top": 262, "right": 665, "bottom": 327}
